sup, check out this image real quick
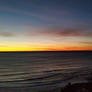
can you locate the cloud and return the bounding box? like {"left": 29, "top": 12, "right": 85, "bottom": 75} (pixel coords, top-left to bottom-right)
{"left": 0, "top": 5, "right": 69, "bottom": 21}
{"left": 26, "top": 26, "right": 92, "bottom": 38}
{"left": 0, "top": 32, "right": 14, "bottom": 37}
{"left": 56, "top": 28, "right": 92, "bottom": 37}
{"left": 50, "top": 27, "right": 92, "bottom": 38}
{"left": 0, "top": 6, "right": 37, "bottom": 17}
{"left": 64, "top": 46, "right": 89, "bottom": 51}
{"left": 80, "top": 42, "right": 92, "bottom": 45}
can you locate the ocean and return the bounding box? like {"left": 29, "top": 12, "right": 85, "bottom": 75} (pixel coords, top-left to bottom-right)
{"left": 0, "top": 51, "right": 92, "bottom": 91}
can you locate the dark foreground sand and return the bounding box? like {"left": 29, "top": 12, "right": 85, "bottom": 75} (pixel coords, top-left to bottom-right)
{"left": 0, "top": 82, "right": 92, "bottom": 92}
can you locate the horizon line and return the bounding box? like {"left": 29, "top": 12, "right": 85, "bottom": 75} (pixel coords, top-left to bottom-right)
{"left": 0, "top": 50, "right": 92, "bottom": 52}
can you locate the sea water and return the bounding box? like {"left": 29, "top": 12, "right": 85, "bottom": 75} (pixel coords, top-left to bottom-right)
{"left": 0, "top": 51, "right": 92, "bottom": 88}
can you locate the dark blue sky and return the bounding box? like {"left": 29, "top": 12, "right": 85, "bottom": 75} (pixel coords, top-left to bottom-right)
{"left": 0, "top": 0, "right": 92, "bottom": 51}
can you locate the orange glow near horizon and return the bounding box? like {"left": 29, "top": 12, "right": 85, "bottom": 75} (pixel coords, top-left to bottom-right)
{"left": 0, "top": 40, "right": 92, "bottom": 51}
{"left": 0, "top": 45, "right": 92, "bottom": 51}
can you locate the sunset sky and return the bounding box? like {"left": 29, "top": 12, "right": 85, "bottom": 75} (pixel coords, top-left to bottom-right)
{"left": 0, "top": 0, "right": 92, "bottom": 51}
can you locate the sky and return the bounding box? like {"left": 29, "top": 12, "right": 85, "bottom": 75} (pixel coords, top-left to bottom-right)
{"left": 0, "top": 0, "right": 92, "bottom": 51}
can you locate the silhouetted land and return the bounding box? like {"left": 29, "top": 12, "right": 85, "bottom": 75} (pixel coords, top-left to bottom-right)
{"left": 61, "top": 82, "right": 92, "bottom": 92}
{"left": 37, "top": 82, "right": 92, "bottom": 92}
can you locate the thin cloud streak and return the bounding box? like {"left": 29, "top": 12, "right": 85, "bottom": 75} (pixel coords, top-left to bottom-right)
{"left": 57, "top": 28, "right": 92, "bottom": 37}
{"left": 80, "top": 42, "right": 92, "bottom": 45}
{"left": 0, "top": 32, "right": 15, "bottom": 37}
{"left": 26, "top": 27, "right": 92, "bottom": 38}
{"left": 0, "top": 6, "right": 70, "bottom": 21}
